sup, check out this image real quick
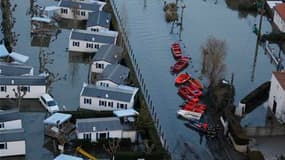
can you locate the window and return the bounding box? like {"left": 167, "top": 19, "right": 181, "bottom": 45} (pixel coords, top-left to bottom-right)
{"left": 95, "top": 63, "right": 104, "bottom": 69}
{"left": 86, "top": 43, "right": 94, "bottom": 48}
{"left": 91, "top": 28, "right": 99, "bottom": 32}
{"left": 72, "top": 41, "right": 80, "bottom": 47}
{"left": 117, "top": 103, "right": 119, "bottom": 109}
{"left": 95, "top": 44, "right": 100, "bottom": 49}
{"left": 84, "top": 98, "right": 92, "bottom": 104}
{"left": 0, "top": 122, "right": 4, "bottom": 128}
{"left": 80, "top": 11, "right": 86, "bottom": 16}
{"left": 20, "top": 86, "right": 30, "bottom": 92}
{"left": 0, "top": 86, "right": 6, "bottom": 92}
{"left": 0, "top": 143, "right": 7, "bottom": 149}
{"left": 120, "top": 103, "right": 124, "bottom": 109}
{"left": 83, "top": 133, "right": 91, "bottom": 140}
{"left": 124, "top": 104, "right": 127, "bottom": 109}
{"left": 60, "top": 8, "right": 68, "bottom": 14}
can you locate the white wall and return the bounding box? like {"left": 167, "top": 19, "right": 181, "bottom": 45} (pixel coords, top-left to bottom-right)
{"left": 87, "top": 26, "right": 109, "bottom": 33}
{"left": 91, "top": 61, "right": 111, "bottom": 74}
{"left": 0, "top": 141, "right": 26, "bottom": 157}
{"left": 55, "top": 7, "right": 92, "bottom": 20}
{"left": 77, "top": 130, "right": 122, "bottom": 142}
{"left": 80, "top": 96, "right": 133, "bottom": 111}
{"left": 69, "top": 39, "right": 112, "bottom": 53}
{"left": 96, "top": 80, "right": 118, "bottom": 88}
{"left": 122, "top": 130, "right": 136, "bottom": 143}
{"left": 0, "top": 85, "right": 46, "bottom": 99}
{"left": 274, "top": 10, "right": 285, "bottom": 32}
{"left": 0, "top": 120, "right": 22, "bottom": 131}
{"left": 268, "top": 74, "right": 285, "bottom": 122}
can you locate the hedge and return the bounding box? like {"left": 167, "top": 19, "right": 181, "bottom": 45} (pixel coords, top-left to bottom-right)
{"left": 248, "top": 151, "right": 265, "bottom": 160}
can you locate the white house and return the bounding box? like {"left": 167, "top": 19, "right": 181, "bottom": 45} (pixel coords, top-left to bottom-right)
{"left": 55, "top": 0, "right": 105, "bottom": 20}
{"left": 95, "top": 64, "right": 130, "bottom": 88}
{"left": 0, "top": 111, "right": 22, "bottom": 131}
{"left": 76, "top": 117, "right": 137, "bottom": 142}
{"left": 68, "top": 29, "right": 118, "bottom": 53}
{"left": 0, "top": 76, "right": 47, "bottom": 99}
{"left": 274, "top": 3, "right": 285, "bottom": 32}
{"left": 0, "top": 62, "right": 34, "bottom": 76}
{"left": 79, "top": 84, "right": 138, "bottom": 111}
{"left": 91, "top": 44, "right": 123, "bottom": 74}
{"left": 268, "top": 71, "right": 285, "bottom": 123}
{"left": 0, "top": 129, "right": 26, "bottom": 157}
{"left": 87, "top": 11, "right": 111, "bottom": 32}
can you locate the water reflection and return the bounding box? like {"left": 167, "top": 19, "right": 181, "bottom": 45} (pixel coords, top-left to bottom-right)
{"left": 57, "top": 19, "right": 86, "bottom": 30}
{"left": 68, "top": 51, "right": 94, "bottom": 64}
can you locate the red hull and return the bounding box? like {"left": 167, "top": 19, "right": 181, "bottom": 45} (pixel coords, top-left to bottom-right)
{"left": 171, "top": 43, "right": 182, "bottom": 59}
{"left": 175, "top": 73, "right": 191, "bottom": 85}
{"left": 188, "top": 78, "right": 204, "bottom": 90}
{"left": 181, "top": 102, "right": 207, "bottom": 111}
{"left": 178, "top": 86, "right": 199, "bottom": 103}
{"left": 185, "top": 83, "right": 203, "bottom": 97}
{"left": 170, "top": 57, "right": 189, "bottom": 73}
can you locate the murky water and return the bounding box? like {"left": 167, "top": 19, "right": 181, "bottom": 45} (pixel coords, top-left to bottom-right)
{"left": 112, "top": 0, "right": 277, "bottom": 159}
{"left": 0, "top": 0, "right": 280, "bottom": 159}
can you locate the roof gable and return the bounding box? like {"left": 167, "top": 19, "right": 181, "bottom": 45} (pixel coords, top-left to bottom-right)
{"left": 70, "top": 29, "right": 116, "bottom": 44}
{"left": 87, "top": 11, "right": 111, "bottom": 28}
{"left": 97, "top": 64, "right": 130, "bottom": 85}
{"left": 273, "top": 71, "right": 285, "bottom": 90}
{"left": 59, "top": 0, "right": 100, "bottom": 11}
{"left": 275, "top": 3, "right": 285, "bottom": 21}
{"left": 93, "top": 44, "right": 123, "bottom": 63}
{"left": 76, "top": 117, "right": 122, "bottom": 132}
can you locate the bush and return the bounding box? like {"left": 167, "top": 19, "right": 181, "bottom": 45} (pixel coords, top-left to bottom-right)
{"left": 248, "top": 150, "right": 265, "bottom": 160}
{"left": 229, "top": 121, "right": 249, "bottom": 145}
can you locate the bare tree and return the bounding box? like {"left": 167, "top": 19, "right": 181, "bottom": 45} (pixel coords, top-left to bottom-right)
{"left": 12, "top": 86, "right": 27, "bottom": 108}
{"left": 103, "top": 139, "right": 120, "bottom": 160}
{"left": 201, "top": 36, "right": 227, "bottom": 88}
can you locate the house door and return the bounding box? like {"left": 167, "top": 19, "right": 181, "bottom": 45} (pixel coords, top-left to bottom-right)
{"left": 273, "top": 100, "right": 277, "bottom": 114}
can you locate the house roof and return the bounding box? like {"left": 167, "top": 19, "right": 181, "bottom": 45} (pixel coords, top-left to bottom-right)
{"left": 44, "top": 113, "right": 72, "bottom": 126}
{"left": 0, "top": 110, "right": 21, "bottom": 122}
{"left": 9, "top": 52, "right": 29, "bottom": 63}
{"left": 273, "top": 71, "right": 285, "bottom": 90}
{"left": 81, "top": 84, "right": 137, "bottom": 102}
{"left": 0, "top": 76, "right": 46, "bottom": 85}
{"left": 275, "top": 3, "right": 285, "bottom": 21}
{"left": 92, "top": 44, "right": 123, "bottom": 63}
{"left": 97, "top": 64, "right": 130, "bottom": 85}
{"left": 87, "top": 11, "right": 111, "bottom": 28}
{"left": 0, "top": 62, "right": 33, "bottom": 76}
{"left": 76, "top": 117, "right": 122, "bottom": 132}
{"left": 54, "top": 154, "right": 83, "bottom": 160}
{"left": 113, "top": 109, "right": 139, "bottom": 118}
{"left": 59, "top": 0, "right": 100, "bottom": 11}
{"left": 70, "top": 29, "right": 116, "bottom": 44}
{"left": 0, "top": 44, "right": 9, "bottom": 57}
{"left": 0, "top": 128, "right": 25, "bottom": 142}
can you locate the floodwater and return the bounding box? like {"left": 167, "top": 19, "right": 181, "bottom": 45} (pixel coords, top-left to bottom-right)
{"left": 112, "top": 0, "right": 277, "bottom": 159}
{"left": 0, "top": 0, "right": 281, "bottom": 159}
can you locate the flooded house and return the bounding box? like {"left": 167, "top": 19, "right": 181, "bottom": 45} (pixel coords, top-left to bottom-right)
{"left": 43, "top": 113, "right": 75, "bottom": 152}
{"left": 95, "top": 64, "right": 130, "bottom": 87}
{"left": 0, "top": 111, "right": 26, "bottom": 157}
{"left": 68, "top": 29, "right": 118, "bottom": 53}
{"left": 0, "top": 76, "right": 47, "bottom": 99}
{"left": 87, "top": 11, "right": 112, "bottom": 32}
{"left": 79, "top": 83, "right": 138, "bottom": 111}
{"left": 91, "top": 44, "right": 123, "bottom": 74}
{"left": 76, "top": 117, "right": 137, "bottom": 142}
{"left": 0, "top": 62, "right": 33, "bottom": 76}
{"left": 268, "top": 71, "right": 285, "bottom": 123}
{"left": 273, "top": 3, "right": 285, "bottom": 32}
{"left": 55, "top": 0, "right": 105, "bottom": 20}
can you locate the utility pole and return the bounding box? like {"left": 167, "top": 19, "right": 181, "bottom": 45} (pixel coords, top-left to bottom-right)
{"left": 257, "top": 0, "right": 265, "bottom": 41}
{"left": 179, "top": 3, "right": 186, "bottom": 41}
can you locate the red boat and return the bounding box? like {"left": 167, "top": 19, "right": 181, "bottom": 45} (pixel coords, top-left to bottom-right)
{"left": 185, "top": 83, "right": 203, "bottom": 97}
{"left": 175, "top": 73, "right": 191, "bottom": 85}
{"left": 171, "top": 42, "right": 182, "bottom": 59}
{"left": 178, "top": 86, "right": 199, "bottom": 103}
{"left": 170, "top": 57, "right": 189, "bottom": 73}
{"left": 182, "top": 105, "right": 205, "bottom": 113}
{"left": 188, "top": 78, "right": 204, "bottom": 90}
{"left": 181, "top": 101, "right": 207, "bottom": 111}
